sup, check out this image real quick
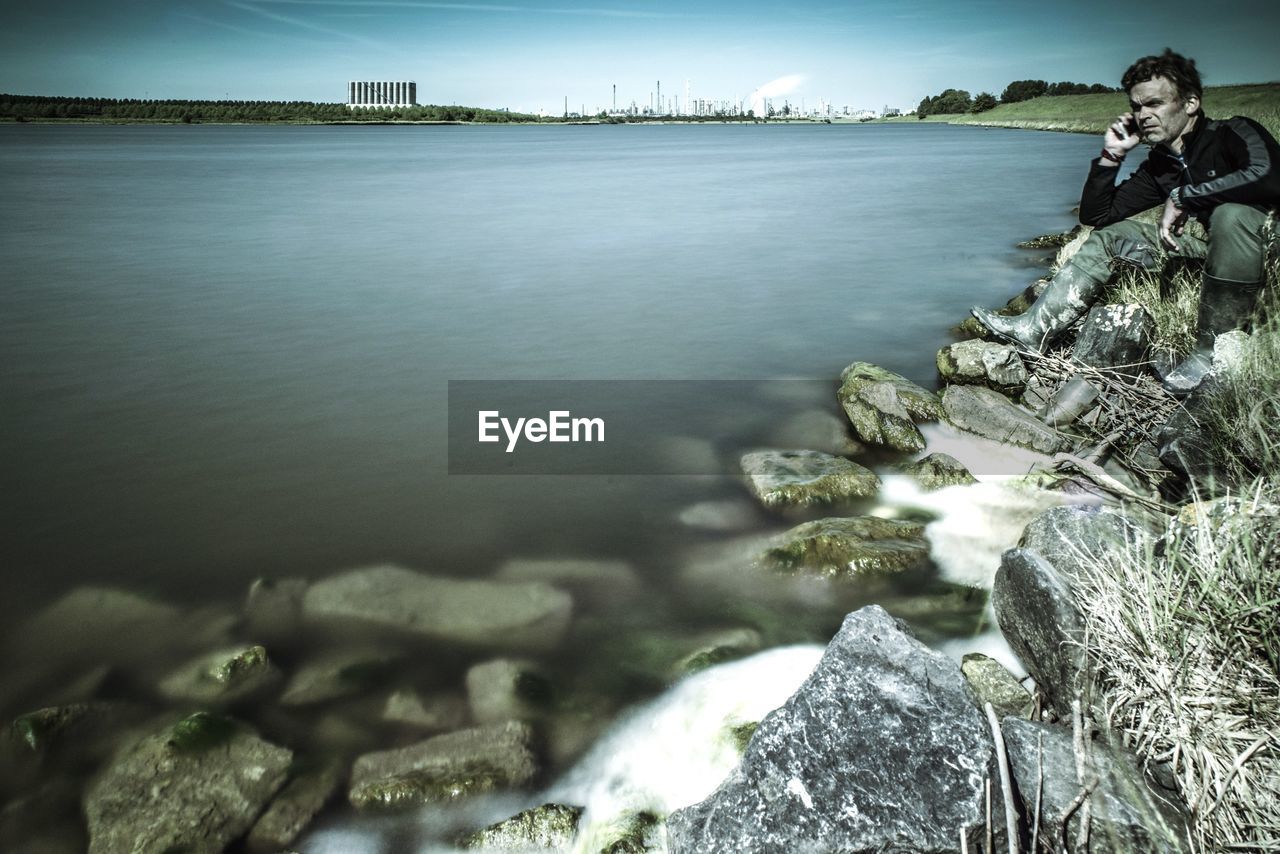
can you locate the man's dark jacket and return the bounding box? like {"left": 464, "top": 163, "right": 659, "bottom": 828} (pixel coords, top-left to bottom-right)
{"left": 1080, "top": 114, "right": 1280, "bottom": 227}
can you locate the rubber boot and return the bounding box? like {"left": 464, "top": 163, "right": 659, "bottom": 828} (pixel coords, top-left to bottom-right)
{"left": 970, "top": 264, "right": 1105, "bottom": 352}
{"left": 1161, "top": 276, "right": 1263, "bottom": 396}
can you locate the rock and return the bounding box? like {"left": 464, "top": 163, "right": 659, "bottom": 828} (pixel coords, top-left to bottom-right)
{"left": 9, "top": 701, "right": 142, "bottom": 757}
{"left": 247, "top": 758, "right": 344, "bottom": 852}
{"left": 991, "top": 548, "right": 1086, "bottom": 720}
{"left": 837, "top": 362, "right": 941, "bottom": 451}
{"left": 1017, "top": 227, "right": 1081, "bottom": 250}
{"left": 961, "top": 653, "right": 1034, "bottom": 719}
{"left": 1071, "top": 303, "right": 1155, "bottom": 374}
{"left": 278, "top": 647, "right": 401, "bottom": 706}
{"left": 244, "top": 577, "right": 308, "bottom": 645}
{"left": 597, "top": 810, "right": 662, "bottom": 853}
{"left": 383, "top": 689, "right": 470, "bottom": 732}
{"left": 676, "top": 499, "right": 761, "bottom": 532}
{"left": 1156, "top": 377, "right": 1222, "bottom": 483}
{"left": 739, "top": 449, "right": 879, "bottom": 509}
{"left": 302, "top": 564, "right": 573, "bottom": 651}
{"left": 158, "top": 645, "right": 281, "bottom": 705}
{"left": 671, "top": 628, "right": 763, "bottom": 677}
{"left": 761, "top": 516, "right": 929, "bottom": 577}
{"left": 1002, "top": 718, "right": 1191, "bottom": 851}
{"left": 936, "top": 339, "right": 1028, "bottom": 391}
{"left": 766, "top": 408, "right": 864, "bottom": 456}
{"left": 1021, "top": 374, "right": 1053, "bottom": 411}
{"left": 1018, "top": 505, "right": 1148, "bottom": 584}
{"left": 898, "top": 452, "right": 978, "bottom": 490}
{"left": 459, "top": 803, "right": 583, "bottom": 850}
{"left": 84, "top": 715, "right": 292, "bottom": 854}
{"left": 942, "top": 385, "right": 1068, "bottom": 454}
{"left": 348, "top": 721, "right": 538, "bottom": 809}
{"left": 666, "top": 606, "right": 997, "bottom": 853}
{"left": 494, "top": 558, "right": 641, "bottom": 604}
{"left": 1212, "top": 329, "right": 1251, "bottom": 376}
{"left": 466, "top": 659, "right": 554, "bottom": 725}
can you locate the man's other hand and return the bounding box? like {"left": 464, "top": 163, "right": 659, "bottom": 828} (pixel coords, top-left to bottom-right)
{"left": 1160, "top": 197, "right": 1189, "bottom": 250}
{"left": 1102, "top": 112, "right": 1142, "bottom": 163}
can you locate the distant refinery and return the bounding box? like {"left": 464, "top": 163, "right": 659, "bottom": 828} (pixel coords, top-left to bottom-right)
{"left": 539, "top": 79, "right": 901, "bottom": 121}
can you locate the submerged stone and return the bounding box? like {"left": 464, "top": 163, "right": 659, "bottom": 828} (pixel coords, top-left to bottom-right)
{"left": 278, "top": 647, "right": 402, "bottom": 706}
{"left": 85, "top": 719, "right": 292, "bottom": 854}
{"left": 739, "top": 449, "right": 879, "bottom": 508}
{"left": 466, "top": 658, "right": 555, "bottom": 725}
{"left": 383, "top": 689, "right": 470, "bottom": 732}
{"left": 302, "top": 564, "right": 573, "bottom": 651}
{"left": 158, "top": 644, "right": 280, "bottom": 705}
{"left": 761, "top": 516, "right": 929, "bottom": 577}
{"left": 247, "top": 758, "right": 344, "bottom": 853}
{"left": 459, "top": 803, "right": 584, "bottom": 850}
{"left": 348, "top": 721, "right": 538, "bottom": 809}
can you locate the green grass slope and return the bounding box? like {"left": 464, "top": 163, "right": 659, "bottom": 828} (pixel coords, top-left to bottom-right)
{"left": 910, "top": 83, "right": 1280, "bottom": 137}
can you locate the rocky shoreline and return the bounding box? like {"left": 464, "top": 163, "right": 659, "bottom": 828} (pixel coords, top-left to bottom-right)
{"left": 0, "top": 224, "right": 1258, "bottom": 852}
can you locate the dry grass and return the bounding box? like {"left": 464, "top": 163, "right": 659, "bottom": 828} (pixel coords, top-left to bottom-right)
{"left": 1074, "top": 490, "right": 1280, "bottom": 851}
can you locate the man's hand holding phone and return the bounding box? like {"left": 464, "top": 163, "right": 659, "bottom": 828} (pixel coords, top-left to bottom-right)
{"left": 1101, "top": 112, "right": 1142, "bottom": 165}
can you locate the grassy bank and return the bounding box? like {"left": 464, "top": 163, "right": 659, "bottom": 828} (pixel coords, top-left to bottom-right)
{"left": 888, "top": 83, "right": 1280, "bottom": 138}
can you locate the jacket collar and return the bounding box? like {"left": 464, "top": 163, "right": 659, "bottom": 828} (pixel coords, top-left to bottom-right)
{"left": 1154, "top": 111, "right": 1211, "bottom": 160}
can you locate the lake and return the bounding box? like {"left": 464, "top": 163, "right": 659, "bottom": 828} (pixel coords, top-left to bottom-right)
{"left": 0, "top": 121, "right": 1101, "bottom": 849}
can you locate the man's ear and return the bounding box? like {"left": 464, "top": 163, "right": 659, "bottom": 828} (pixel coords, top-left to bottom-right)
{"left": 1184, "top": 94, "right": 1201, "bottom": 117}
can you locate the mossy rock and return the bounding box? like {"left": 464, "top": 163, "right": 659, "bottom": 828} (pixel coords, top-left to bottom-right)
{"left": 838, "top": 362, "right": 943, "bottom": 421}
{"left": 10, "top": 702, "right": 127, "bottom": 754}
{"left": 762, "top": 516, "right": 929, "bottom": 576}
{"left": 961, "top": 654, "right": 1035, "bottom": 720}
{"left": 349, "top": 770, "right": 504, "bottom": 809}
{"left": 740, "top": 449, "right": 880, "bottom": 508}
{"left": 1017, "top": 228, "right": 1079, "bottom": 250}
{"left": 600, "top": 810, "right": 662, "bottom": 853}
{"left": 458, "top": 803, "right": 584, "bottom": 849}
{"left": 897, "top": 453, "right": 978, "bottom": 491}
{"left": 167, "top": 711, "right": 239, "bottom": 753}
{"left": 159, "top": 645, "right": 280, "bottom": 705}
{"left": 727, "top": 721, "right": 759, "bottom": 753}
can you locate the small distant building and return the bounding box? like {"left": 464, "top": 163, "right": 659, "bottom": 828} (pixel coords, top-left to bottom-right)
{"left": 348, "top": 81, "right": 417, "bottom": 108}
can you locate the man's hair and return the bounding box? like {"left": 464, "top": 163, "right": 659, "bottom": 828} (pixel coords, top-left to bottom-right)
{"left": 1122, "top": 48, "right": 1203, "bottom": 103}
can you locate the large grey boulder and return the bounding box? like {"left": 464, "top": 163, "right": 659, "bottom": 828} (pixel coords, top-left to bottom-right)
{"left": 837, "top": 362, "right": 942, "bottom": 452}
{"left": 667, "top": 606, "right": 996, "bottom": 853}
{"left": 936, "top": 339, "right": 1028, "bottom": 392}
{"left": 84, "top": 715, "right": 292, "bottom": 854}
{"left": 942, "top": 385, "right": 1068, "bottom": 454}
{"left": 303, "top": 565, "right": 573, "bottom": 651}
{"left": 761, "top": 516, "right": 929, "bottom": 577}
{"left": 739, "top": 449, "right": 879, "bottom": 509}
{"left": 1002, "top": 718, "right": 1191, "bottom": 852}
{"left": 1019, "top": 505, "right": 1147, "bottom": 584}
{"left": 348, "top": 721, "right": 538, "bottom": 809}
{"left": 1072, "top": 303, "right": 1156, "bottom": 374}
{"left": 991, "top": 548, "right": 1085, "bottom": 720}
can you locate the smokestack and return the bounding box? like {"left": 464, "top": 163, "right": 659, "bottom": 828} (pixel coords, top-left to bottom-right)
{"left": 613, "top": 84, "right": 616, "bottom": 112}
{"left": 657, "top": 81, "right": 661, "bottom": 115}
{"left": 564, "top": 96, "right": 567, "bottom": 119}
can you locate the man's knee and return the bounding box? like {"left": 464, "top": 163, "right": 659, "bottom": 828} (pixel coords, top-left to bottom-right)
{"left": 1209, "top": 203, "right": 1265, "bottom": 237}
{"left": 1089, "top": 219, "right": 1161, "bottom": 269}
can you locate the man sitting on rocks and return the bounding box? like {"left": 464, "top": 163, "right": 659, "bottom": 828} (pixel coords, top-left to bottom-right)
{"left": 971, "top": 48, "right": 1279, "bottom": 395}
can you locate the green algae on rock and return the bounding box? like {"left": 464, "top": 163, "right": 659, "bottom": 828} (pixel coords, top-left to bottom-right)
{"left": 459, "top": 802, "right": 584, "bottom": 850}
{"left": 740, "top": 449, "right": 880, "bottom": 508}
{"left": 762, "top": 516, "right": 930, "bottom": 576}
{"left": 837, "top": 362, "right": 943, "bottom": 452}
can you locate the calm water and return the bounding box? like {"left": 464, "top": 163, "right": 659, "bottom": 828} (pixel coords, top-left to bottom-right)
{"left": 1, "top": 122, "right": 1097, "bottom": 846}
{"left": 1, "top": 122, "right": 1095, "bottom": 603}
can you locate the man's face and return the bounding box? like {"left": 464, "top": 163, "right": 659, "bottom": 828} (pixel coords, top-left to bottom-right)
{"left": 1128, "top": 76, "right": 1199, "bottom": 147}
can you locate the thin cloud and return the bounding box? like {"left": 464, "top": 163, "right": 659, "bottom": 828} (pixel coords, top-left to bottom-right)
{"left": 225, "top": 0, "right": 389, "bottom": 47}
{"left": 251, "top": 0, "right": 699, "bottom": 20}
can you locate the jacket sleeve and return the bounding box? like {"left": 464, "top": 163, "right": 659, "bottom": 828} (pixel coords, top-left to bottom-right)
{"left": 1079, "top": 157, "right": 1166, "bottom": 227}
{"left": 1179, "top": 117, "right": 1280, "bottom": 213}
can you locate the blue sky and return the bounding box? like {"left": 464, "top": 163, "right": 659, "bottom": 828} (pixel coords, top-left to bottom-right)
{"left": 2, "top": 0, "right": 1278, "bottom": 113}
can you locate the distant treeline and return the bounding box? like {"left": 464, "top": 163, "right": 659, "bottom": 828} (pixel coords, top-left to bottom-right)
{"left": 0, "top": 94, "right": 539, "bottom": 123}
{"left": 916, "top": 80, "right": 1118, "bottom": 118}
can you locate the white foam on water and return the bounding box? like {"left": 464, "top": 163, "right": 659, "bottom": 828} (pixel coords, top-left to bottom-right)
{"left": 546, "top": 644, "right": 825, "bottom": 852}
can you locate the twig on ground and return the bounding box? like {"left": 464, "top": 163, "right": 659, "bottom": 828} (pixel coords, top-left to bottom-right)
{"left": 985, "top": 702, "right": 1021, "bottom": 854}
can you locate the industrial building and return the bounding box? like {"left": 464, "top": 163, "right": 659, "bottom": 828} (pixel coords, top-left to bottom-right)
{"left": 347, "top": 81, "right": 417, "bottom": 108}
